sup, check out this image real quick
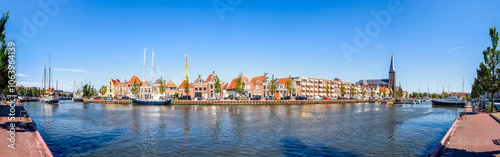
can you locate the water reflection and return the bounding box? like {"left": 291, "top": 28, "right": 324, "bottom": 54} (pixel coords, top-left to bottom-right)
{"left": 22, "top": 101, "right": 461, "bottom": 157}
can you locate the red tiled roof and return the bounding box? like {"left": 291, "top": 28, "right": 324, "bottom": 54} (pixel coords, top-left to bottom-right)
{"left": 142, "top": 81, "right": 150, "bottom": 86}
{"left": 251, "top": 76, "right": 265, "bottom": 86}
{"left": 379, "top": 87, "right": 390, "bottom": 92}
{"left": 222, "top": 82, "right": 228, "bottom": 89}
{"left": 111, "top": 79, "right": 121, "bottom": 86}
{"left": 277, "top": 78, "right": 290, "bottom": 85}
{"left": 15, "top": 86, "right": 19, "bottom": 90}
{"left": 227, "top": 78, "right": 236, "bottom": 90}
{"left": 206, "top": 73, "right": 215, "bottom": 82}
{"left": 166, "top": 80, "right": 177, "bottom": 87}
{"left": 178, "top": 80, "right": 193, "bottom": 88}
{"left": 128, "top": 75, "right": 141, "bottom": 84}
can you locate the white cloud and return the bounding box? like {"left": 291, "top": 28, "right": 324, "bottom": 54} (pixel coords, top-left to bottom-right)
{"left": 52, "top": 68, "right": 90, "bottom": 74}
{"left": 447, "top": 47, "right": 464, "bottom": 52}
{"left": 16, "top": 73, "right": 28, "bottom": 77}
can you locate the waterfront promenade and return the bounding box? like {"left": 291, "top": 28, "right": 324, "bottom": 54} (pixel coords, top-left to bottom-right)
{"left": 83, "top": 99, "right": 369, "bottom": 105}
{"left": 433, "top": 102, "right": 500, "bottom": 156}
{"left": 0, "top": 100, "right": 53, "bottom": 157}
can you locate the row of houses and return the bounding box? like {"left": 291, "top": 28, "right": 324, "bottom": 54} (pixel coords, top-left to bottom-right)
{"left": 103, "top": 71, "right": 408, "bottom": 99}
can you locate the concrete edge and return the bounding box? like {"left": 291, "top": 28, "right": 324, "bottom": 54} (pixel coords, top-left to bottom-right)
{"left": 431, "top": 106, "right": 466, "bottom": 157}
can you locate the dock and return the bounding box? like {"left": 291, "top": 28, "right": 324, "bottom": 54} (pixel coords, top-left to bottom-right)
{"left": 432, "top": 102, "right": 500, "bottom": 156}
{"left": 172, "top": 99, "right": 368, "bottom": 105}
{"left": 0, "top": 99, "right": 53, "bottom": 157}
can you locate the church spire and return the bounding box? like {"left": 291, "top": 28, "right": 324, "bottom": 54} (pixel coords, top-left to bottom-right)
{"left": 389, "top": 53, "right": 395, "bottom": 73}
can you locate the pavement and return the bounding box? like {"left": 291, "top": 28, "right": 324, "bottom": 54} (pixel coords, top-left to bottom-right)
{"left": 0, "top": 100, "right": 53, "bottom": 157}
{"left": 438, "top": 102, "right": 500, "bottom": 157}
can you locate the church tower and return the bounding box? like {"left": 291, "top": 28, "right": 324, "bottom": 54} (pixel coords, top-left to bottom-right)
{"left": 388, "top": 54, "right": 396, "bottom": 92}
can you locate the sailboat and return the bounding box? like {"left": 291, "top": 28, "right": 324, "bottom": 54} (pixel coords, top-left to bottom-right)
{"left": 73, "top": 81, "right": 83, "bottom": 102}
{"left": 132, "top": 49, "right": 171, "bottom": 105}
{"left": 41, "top": 54, "right": 59, "bottom": 104}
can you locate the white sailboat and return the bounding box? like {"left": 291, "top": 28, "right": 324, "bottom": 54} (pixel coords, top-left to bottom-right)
{"left": 132, "top": 49, "right": 171, "bottom": 105}
{"left": 41, "top": 54, "right": 59, "bottom": 104}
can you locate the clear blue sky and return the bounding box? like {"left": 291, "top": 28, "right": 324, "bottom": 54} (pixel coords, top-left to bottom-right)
{"left": 2, "top": 0, "right": 500, "bottom": 93}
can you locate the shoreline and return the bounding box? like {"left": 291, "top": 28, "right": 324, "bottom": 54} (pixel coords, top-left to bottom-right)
{"left": 82, "top": 99, "right": 370, "bottom": 105}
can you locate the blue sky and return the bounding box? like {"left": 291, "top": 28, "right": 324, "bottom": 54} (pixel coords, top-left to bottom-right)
{"left": 2, "top": 0, "right": 500, "bottom": 93}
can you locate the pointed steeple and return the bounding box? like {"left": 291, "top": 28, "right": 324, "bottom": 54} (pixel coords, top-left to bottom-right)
{"left": 389, "top": 53, "right": 395, "bottom": 73}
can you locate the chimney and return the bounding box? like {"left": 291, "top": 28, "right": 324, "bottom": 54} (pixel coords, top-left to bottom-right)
{"left": 198, "top": 75, "right": 201, "bottom": 78}
{"left": 264, "top": 73, "right": 268, "bottom": 77}
{"left": 212, "top": 71, "right": 215, "bottom": 74}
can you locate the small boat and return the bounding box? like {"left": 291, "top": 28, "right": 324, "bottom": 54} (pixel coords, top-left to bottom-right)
{"left": 432, "top": 97, "right": 466, "bottom": 106}
{"left": 42, "top": 95, "right": 59, "bottom": 104}
{"left": 387, "top": 101, "right": 394, "bottom": 104}
{"left": 132, "top": 94, "right": 171, "bottom": 105}
{"left": 73, "top": 97, "right": 83, "bottom": 102}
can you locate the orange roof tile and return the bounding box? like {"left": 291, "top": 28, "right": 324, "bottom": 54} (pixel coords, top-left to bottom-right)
{"left": 142, "top": 81, "right": 150, "bottom": 86}
{"left": 227, "top": 78, "right": 236, "bottom": 90}
{"left": 166, "top": 80, "right": 177, "bottom": 87}
{"left": 251, "top": 76, "right": 265, "bottom": 85}
{"left": 178, "top": 80, "right": 193, "bottom": 88}
{"left": 128, "top": 75, "right": 141, "bottom": 84}
{"left": 206, "top": 73, "right": 215, "bottom": 82}
{"left": 277, "top": 78, "right": 290, "bottom": 85}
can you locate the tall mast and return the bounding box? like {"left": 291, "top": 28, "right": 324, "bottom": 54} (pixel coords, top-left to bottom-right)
{"left": 151, "top": 50, "right": 154, "bottom": 82}
{"left": 143, "top": 48, "right": 146, "bottom": 82}
{"left": 49, "top": 54, "right": 51, "bottom": 91}
{"left": 44, "top": 60, "right": 46, "bottom": 91}
{"left": 185, "top": 54, "right": 188, "bottom": 81}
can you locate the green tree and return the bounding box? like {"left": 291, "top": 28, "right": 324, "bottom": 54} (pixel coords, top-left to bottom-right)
{"left": 340, "top": 83, "right": 346, "bottom": 98}
{"left": 235, "top": 72, "right": 245, "bottom": 96}
{"left": 99, "top": 85, "right": 106, "bottom": 96}
{"left": 286, "top": 76, "right": 294, "bottom": 97}
{"left": 382, "top": 92, "right": 386, "bottom": 98}
{"left": 370, "top": 89, "right": 374, "bottom": 98}
{"left": 474, "top": 26, "right": 500, "bottom": 111}
{"left": 389, "top": 91, "right": 393, "bottom": 98}
{"left": 26, "top": 87, "right": 31, "bottom": 96}
{"left": 183, "top": 78, "right": 190, "bottom": 96}
{"left": 174, "top": 92, "right": 178, "bottom": 99}
{"left": 269, "top": 75, "right": 277, "bottom": 97}
{"left": 471, "top": 77, "right": 482, "bottom": 99}
{"left": 325, "top": 84, "right": 331, "bottom": 97}
{"left": 214, "top": 75, "right": 221, "bottom": 98}
{"left": 361, "top": 88, "right": 366, "bottom": 98}
{"left": 83, "top": 84, "right": 89, "bottom": 98}
{"left": 159, "top": 78, "right": 165, "bottom": 95}
{"left": 0, "top": 12, "right": 10, "bottom": 94}
{"left": 350, "top": 84, "right": 356, "bottom": 98}
{"left": 18, "top": 86, "right": 24, "bottom": 96}
{"left": 432, "top": 93, "right": 438, "bottom": 99}
{"left": 31, "top": 87, "right": 37, "bottom": 97}
{"left": 397, "top": 88, "right": 403, "bottom": 98}
{"left": 131, "top": 80, "right": 141, "bottom": 96}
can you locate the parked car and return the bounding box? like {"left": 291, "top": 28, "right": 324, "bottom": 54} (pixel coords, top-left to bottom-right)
{"left": 266, "top": 96, "right": 277, "bottom": 100}
{"left": 313, "top": 96, "right": 322, "bottom": 100}
{"left": 238, "top": 96, "right": 249, "bottom": 100}
{"left": 282, "top": 96, "right": 292, "bottom": 100}
{"left": 296, "top": 96, "right": 307, "bottom": 100}
{"left": 331, "top": 97, "right": 338, "bottom": 100}
{"left": 178, "top": 96, "right": 191, "bottom": 100}
{"left": 208, "top": 97, "right": 217, "bottom": 100}
{"left": 193, "top": 97, "right": 202, "bottom": 101}
{"left": 250, "top": 96, "right": 262, "bottom": 100}
{"left": 349, "top": 97, "right": 355, "bottom": 100}
{"left": 307, "top": 97, "right": 314, "bottom": 100}
{"left": 323, "top": 97, "right": 330, "bottom": 100}
{"left": 93, "top": 97, "right": 100, "bottom": 100}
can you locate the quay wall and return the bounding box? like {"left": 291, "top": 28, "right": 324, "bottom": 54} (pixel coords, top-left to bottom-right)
{"left": 82, "top": 99, "right": 369, "bottom": 105}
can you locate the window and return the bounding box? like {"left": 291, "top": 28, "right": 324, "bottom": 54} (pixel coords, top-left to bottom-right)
{"left": 256, "top": 85, "right": 260, "bottom": 89}
{"left": 195, "top": 87, "right": 198, "bottom": 91}
{"left": 211, "top": 84, "right": 213, "bottom": 89}
{"left": 204, "top": 87, "right": 206, "bottom": 91}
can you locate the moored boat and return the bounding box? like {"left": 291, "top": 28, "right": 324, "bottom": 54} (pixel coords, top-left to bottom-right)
{"left": 431, "top": 97, "right": 465, "bottom": 106}
{"left": 132, "top": 98, "right": 171, "bottom": 105}
{"left": 42, "top": 95, "right": 59, "bottom": 104}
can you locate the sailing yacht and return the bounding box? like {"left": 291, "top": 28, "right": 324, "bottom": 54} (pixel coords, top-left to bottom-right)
{"left": 132, "top": 49, "right": 171, "bottom": 105}
{"left": 41, "top": 54, "right": 59, "bottom": 104}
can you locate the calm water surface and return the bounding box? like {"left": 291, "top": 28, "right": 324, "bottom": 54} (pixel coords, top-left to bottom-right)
{"left": 23, "top": 100, "right": 462, "bottom": 157}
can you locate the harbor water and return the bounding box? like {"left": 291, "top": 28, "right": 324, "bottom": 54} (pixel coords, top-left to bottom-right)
{"left": 23, "top": 100, "right": 462, "bottom": 156}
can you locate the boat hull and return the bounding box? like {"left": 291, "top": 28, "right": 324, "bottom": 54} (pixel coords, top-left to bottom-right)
{"left": 73, "top": 98, "right": 84, "bottom": 102}
{"left": 431, "top": 100, "right": 465, "bottom": 106}
{"left": 132, "top": 99, "right": 171, "bottom": 105}
{"left": 42, "top": 99, "right": 59, "bottom": 104}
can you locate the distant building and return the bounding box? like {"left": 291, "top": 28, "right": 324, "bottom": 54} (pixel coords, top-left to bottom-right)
{"left": 358, "top": 54, "right": 399, "bottom": 95}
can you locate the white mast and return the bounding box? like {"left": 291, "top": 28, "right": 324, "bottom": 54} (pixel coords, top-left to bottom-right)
{"left": 143, "top": 48, "right": 146, "bottom": 82}
{"left": 151, "top": 50, "right": 154, "bottom": 82}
